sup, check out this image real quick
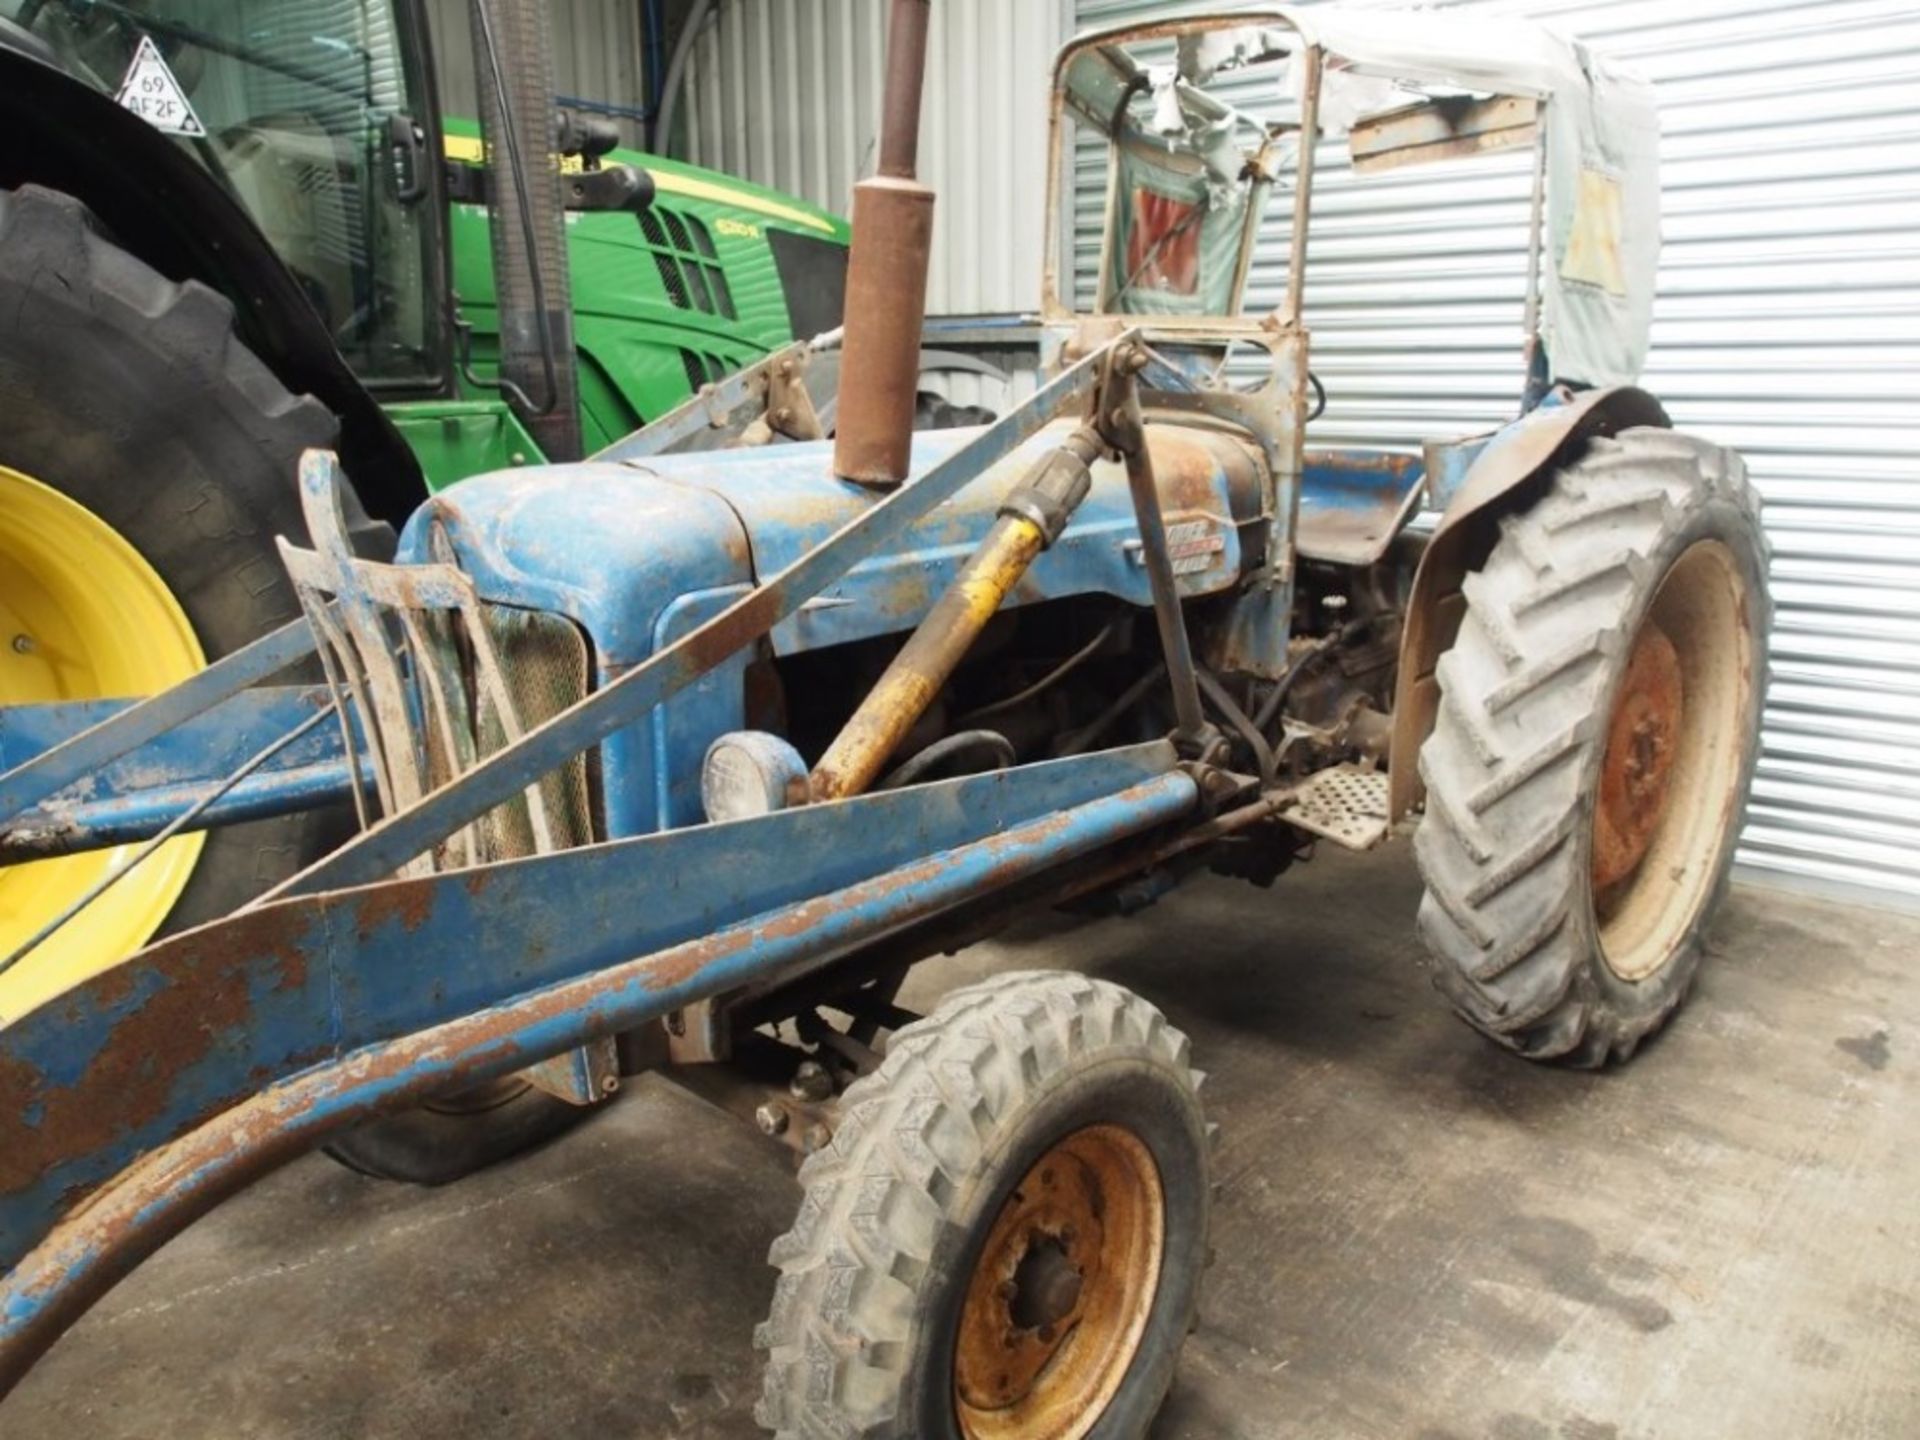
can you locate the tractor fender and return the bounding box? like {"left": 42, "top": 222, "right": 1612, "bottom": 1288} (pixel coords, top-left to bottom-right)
{"left": 0, "top": 45, "right": 427, "bottom": 529}
{"left": 1387, "top": 385, "right": 1672, "bottom": 821}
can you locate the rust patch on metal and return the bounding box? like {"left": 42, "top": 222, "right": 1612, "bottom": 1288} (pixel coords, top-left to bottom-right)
{"left": 1144, "top": 428, "right": 1225, "bottom": 514}
{"left": 266, "top": 940, "right": 309, "bottom": 993}
{"left": 353, "top": 879, "right": 436, "bottom": 942}
{"left": 1593, "top": 618, "right": 1683, "bottom": 893}
{"left": 1305, "top": 448, "right": 1423, "bottom": 481}
{"left": 88, "top": 963, "right": 140, "bottom": 1009}
{"left": 953, "top": 1124, "right": 1165, "bottom": 1438}
{"left": 832, "top": 0, "right": 935, "bottom": 484}
{"left": 0, "top": 958, "right": 253, "bottom": 1199}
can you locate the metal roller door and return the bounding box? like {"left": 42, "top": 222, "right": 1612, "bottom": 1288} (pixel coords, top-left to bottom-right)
{"left": 1075, "top": 0, "right": 1920, "bottom": 907}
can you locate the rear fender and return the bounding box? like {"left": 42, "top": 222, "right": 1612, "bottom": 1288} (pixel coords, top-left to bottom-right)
{"left": 1387, "top": 386, "right": 1670, "bottom": 821}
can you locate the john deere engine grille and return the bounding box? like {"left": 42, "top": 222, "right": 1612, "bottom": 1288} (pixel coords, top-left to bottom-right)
{"left": 638, "top": 205, "right": 738, "bottom": 320}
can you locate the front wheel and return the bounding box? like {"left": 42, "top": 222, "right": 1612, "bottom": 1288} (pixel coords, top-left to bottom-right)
{"left": 756, "top": 972, "right": 1212, "bottom": 1439}
{"left": 1415, "top": 428, "right": 1769, "bottom": 1066}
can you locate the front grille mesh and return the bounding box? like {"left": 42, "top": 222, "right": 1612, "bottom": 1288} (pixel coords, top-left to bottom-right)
{"left": 411, "top": 605, "right": 592, "bottom": 867}
{"left": 638, "top": 206, "right": 739, "bottom": 320}
{"left": 474, "top": 605, "right": 593, "bottom": 860}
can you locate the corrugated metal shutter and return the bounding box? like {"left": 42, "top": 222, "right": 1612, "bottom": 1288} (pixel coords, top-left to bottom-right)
{"left": 428, "top": 0, "right": 653, "bottom": 145}
{"left": 1072, "top": 0, "right": 1920, "bottom": 907}
{"left": 676, "top": 0, "right": 1067, "bottom": 314}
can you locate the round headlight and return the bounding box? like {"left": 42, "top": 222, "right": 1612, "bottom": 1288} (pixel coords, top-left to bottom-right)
{"left": 701, "top": 731, "right": 809, "bottom": 822}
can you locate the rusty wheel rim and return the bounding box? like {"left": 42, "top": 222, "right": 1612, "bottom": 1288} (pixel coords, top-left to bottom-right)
{"left": 1594, "top": 540, "right": 1753, "bottom": 982}
{"left": 953, "top": 1124, "right": 1165, "bottom": 1440}
{"left": 1592, "top": 616, "right": 1684, "bottom": 895}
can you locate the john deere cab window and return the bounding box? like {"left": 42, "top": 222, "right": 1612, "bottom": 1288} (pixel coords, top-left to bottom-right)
{"left": 5, "top": 0, "right": 441, "bottom": 384}
{"left": 1055, "top": 23, "right": 1302, "bottom": 320}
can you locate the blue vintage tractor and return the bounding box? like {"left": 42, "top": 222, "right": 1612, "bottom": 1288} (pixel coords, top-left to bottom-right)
{"left": 0, "top": 6, "right": 1768, "bottom": 1435}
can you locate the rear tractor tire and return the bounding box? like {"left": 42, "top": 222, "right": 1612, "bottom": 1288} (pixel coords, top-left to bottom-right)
{"left": 1415, "top": 427, "right": 1769, "bottom": 1066}
{"left": 0, "top": 186, "right": 576, "bottom": 1183}
{"left": 0, "top": 184, "right": 357, "bottom": 1008}
{"left": 756, "top": 971, "right": 1212, "bottom": 1440}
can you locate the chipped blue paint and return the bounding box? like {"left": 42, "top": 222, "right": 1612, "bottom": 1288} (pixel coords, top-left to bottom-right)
{"left": 281, "top": 345, "right": 1115, "bottom": 896}
{"left": 0, "top": 688, "right": 360, "bottom": 856}
{"left": 1294, "top": 450, "right": 1429, "bottom": 566}
{"left": 0, "top": 618, "right": 318, "bottom": 822}
{"left": 0, "top": 759, "right": 1198, "bottom": 1392}
{"left": 0, "top": 742, "right": 1180, "bottom": 1271}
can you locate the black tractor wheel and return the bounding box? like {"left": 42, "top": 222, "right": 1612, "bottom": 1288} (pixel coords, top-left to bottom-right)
{"left": 322, "top": 1077, "right": 587, "bottom": 1187}
{"left": 756, "top": 971, "right": 1211, "bottom": 1440}
{"left": 0, "top": 185, "right": 577, "bottom": 1182}
{"left": 0, "top": 185, "right": 359, "bottom": 989}
{"left": 1415, "top": 428, "right": 1769, "bottom": 1066}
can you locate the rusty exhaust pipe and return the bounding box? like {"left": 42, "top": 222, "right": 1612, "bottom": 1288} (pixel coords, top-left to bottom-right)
{"left": 832, "top": 0, "right": 935, "bottom": 486}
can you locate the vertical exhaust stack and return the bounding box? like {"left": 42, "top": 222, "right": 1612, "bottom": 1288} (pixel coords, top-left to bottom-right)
{"left": 470, "top": 0, "right": 583, "bottom": 462}
{"left": 833, "top": 0, "right": 935, "bottom": 486}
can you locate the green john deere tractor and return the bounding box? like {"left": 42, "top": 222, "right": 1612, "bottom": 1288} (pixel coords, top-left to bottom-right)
{"left": 0, "top": 0, "right": 850, "bottom": 1015}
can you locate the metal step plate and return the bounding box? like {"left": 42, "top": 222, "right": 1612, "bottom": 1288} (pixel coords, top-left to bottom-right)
{"left": 1286, "top": 763, "right": 1391, "bottom": 850}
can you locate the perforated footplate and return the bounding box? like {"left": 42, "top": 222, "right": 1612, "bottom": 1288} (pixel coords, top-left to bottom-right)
{"left": 1287, "top": 764, "right": 1391, "bottom": 850}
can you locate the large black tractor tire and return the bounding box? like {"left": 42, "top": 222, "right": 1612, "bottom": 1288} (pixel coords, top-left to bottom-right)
{"left": 0, "top": 186, "right": 575, "bottom": 1182}
{"left": 757, "top": 971, "right": 1211, "bottom": 1440}
{"left": 0, "top": 185, "right": 368, "bottom": 931}
{"left": 1415, "top": 428, "right": 1769, "bottom": 1067}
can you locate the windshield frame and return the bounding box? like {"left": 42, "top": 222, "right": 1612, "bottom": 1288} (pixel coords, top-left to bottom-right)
{"left": 1041, "top": 9, "right": 1322, "bottom": 336}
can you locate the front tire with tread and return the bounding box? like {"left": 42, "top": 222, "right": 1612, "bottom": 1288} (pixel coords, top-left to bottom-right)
{"left": 756, "top": 971, "right": 1212, "bottom": 1440}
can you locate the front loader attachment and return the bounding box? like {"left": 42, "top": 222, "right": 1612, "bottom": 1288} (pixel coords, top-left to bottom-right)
{"left": 0, "top": 741, "right": 1192, "bottom": 1393}
{"left": 0, "top": 331, "right": 1228, "bottom": 1396}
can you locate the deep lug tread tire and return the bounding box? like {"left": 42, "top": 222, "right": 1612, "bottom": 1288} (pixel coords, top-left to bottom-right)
{"left": 0, "top": 187, "right": 574, "bottom": 1184}
{"left": 755, "top": 971, "right": 1212, "bottom": 1440}
{"left": 0, "top": 185, "right": 386, "bottom": 927}
{"left": 1415, "top": 428, "right": 1770, "bottom": 1068}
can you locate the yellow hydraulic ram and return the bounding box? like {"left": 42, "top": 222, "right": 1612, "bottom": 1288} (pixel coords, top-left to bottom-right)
{"left": 810, "top": 428, "right": 1105, "bottom": 800}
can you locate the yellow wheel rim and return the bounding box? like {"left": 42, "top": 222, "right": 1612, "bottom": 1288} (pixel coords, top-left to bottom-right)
{"left": 0, "top": 466, "right": 206, "bottom": 1024}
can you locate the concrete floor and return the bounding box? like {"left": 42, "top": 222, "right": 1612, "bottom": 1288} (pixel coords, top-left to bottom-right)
{"left": 11, "top": 846, "right": 1919, "bottom": 1439}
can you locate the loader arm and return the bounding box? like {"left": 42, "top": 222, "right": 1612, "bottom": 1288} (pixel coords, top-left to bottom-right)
{"left": 0, "top": 748, "right": 1194, "bottom": 1395}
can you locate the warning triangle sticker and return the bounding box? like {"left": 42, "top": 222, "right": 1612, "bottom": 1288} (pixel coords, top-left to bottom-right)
{"left": 115, "top": 34, "right": 206, "bottom": 138}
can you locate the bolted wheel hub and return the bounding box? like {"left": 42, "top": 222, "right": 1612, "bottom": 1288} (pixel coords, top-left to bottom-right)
{"left": 1592, "top": 617, "right": 1683, "bottom": 893}
{"left": 953, "top": 1124, "right": 1164, "bottom": 1440}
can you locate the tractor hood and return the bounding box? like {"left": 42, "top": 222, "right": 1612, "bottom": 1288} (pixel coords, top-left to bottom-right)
{"left": 399, "top": 421, "right": 1268, "bottom": 669}
{"left": 398, "top": 423, "right": 1266, "bottom": 834}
